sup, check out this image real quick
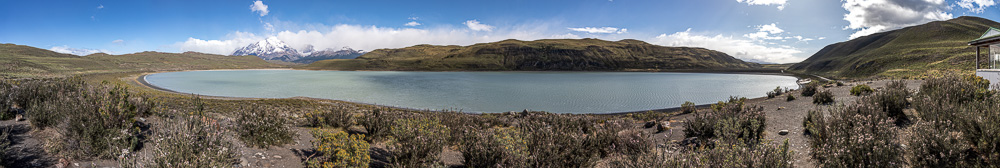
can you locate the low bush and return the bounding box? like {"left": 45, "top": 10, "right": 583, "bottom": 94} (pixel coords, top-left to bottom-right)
{"left": 767, "top": 86, "right": 784, "bottom": 99}
{"left": 607, "top": 140, "right": 793, "bottom": 167}
{"left": 305, "top": 105, "right": 354, "bottom": 128}
{"left": 0, "top": 126, "right": 10, "bottom": 166}
{"left": 801, "top": 83, "right": 818, "bottom": 97}
{"left": 684, "top": 97, "right": 766, "bottom": 147}
{"left": 236, "top": 105, "right": 294, "bottom": 148}
{"left": 869, "top": 81, "right": 910, "bottom": 122}
{"left": 307, "top": 129, "right": 370, "bottom": 168}
{"left": 805, "top": 102, "right": 903, "bottom": 167}
{"left": 906, "top": 121, "right": 971, "bottom": 167}
{"left": 909, "top": 75, "right": 1000, "bottom": 166}
{"left": 849, "top": 84, "right": 873, "bottom": 96}
{"left": 460, "top": 127, "right": 530, "bottom": 167}
{"left": 812, "top": 89, "right": 834, "bottom": 105}
{"left": 58, "top": 83, "right": 152, "bottom": 159}
{"left": 358, "top": 107, "right": 392, "bottom": 142}
{"left": 145, "top": 115, "right": 239, "bottom": 167}
{"left": 786, "top": 94, "right": 795, "bottom": 101}
{"left": 389, "top": 118, "right": 450, "bottom": 167}
{"left": 681, "top": 101, "right": 697, "bottom": 113}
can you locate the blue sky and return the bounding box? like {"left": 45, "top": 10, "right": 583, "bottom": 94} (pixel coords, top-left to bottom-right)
{"left": 2, "top": 0, "right": 999, "bottom": 63}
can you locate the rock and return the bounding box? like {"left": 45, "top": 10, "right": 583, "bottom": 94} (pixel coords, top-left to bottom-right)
{"left": 681, "top": 137, "right": 699, "bottom": 147}
{"left": 273, "top": 155, "right": 282, "bottom": 159}
{"left": 778, "top": 130, "right": 789, "bottom": 135}
{"left": 777, "top": 106, "right": 786, "bottom": 110}
{"left": 657, "top": 121, "right": 671, "bottom": 133}
{"left": 55, "top": 158, "right": 69, "bottom": 168}
{"left": 14, "top": 114, "right": 22, "bottom": 121}
{"left": 643, "top": 121, "right": 656, "bottom": 128}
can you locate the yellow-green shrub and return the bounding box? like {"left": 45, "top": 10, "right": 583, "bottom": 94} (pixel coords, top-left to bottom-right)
{"left": 308, "top": 129, "right": 370, "bottom": 168}
{"left": 389, "top": 118, "right": 450, "bottom": 167}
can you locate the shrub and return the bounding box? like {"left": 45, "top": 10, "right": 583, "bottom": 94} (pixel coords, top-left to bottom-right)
{"left": 869, "top": 81, "right": 910, "bottom": 122}
{"left": 786, "top": 94, "right": 795, "bottom": 101}
{"left": 145, "top": 115, "right": 239, "bottom": 167}
{"left": 389, "top": 118, "right": 450, "bottom": 167}
{"left": 460, "top": 127, "right": 530, "bottom": 167}
{"left": 684, "top": 97, "right": 766, "bottom": 147}
{"left": 681, "top": 101, "right": 697, "bottom": 114}
{"left": 307, "top": 129, "right": 370, "bottom": 168}
{"left": 805, "top": 102, "right": 903, "bottom": 167}
{"left": 0, "top": 126, "right": 10, "bottom": 166}
{"left": 0, "top": 80, "right": 13, "bottom": 120}
{"left": 767, "top": 86, "right": 784, "bottom": 98}
{"left": 358, "top": 107, "right": 392, "bottom": 142}
{"left": 305, "top": 105, "right": 354, "bottom": 128}
{"left": 849, "top": 84, "right": 874, "bottom": 96}
{"left": 801, "top": 83, "right": 818, "bottom": 97}
{"left": 58, "top": 83, "right": 152, "bottom": 159}
{"left": 236, "top": 105, "right": 294, "bottom": 148}
{"left": 812, "top": 89, "right": 834, "bottom": 105}
{"left": 607, "top": 140, "right": 792, "bottom": 167}
{"left": 907, "top": 121, "right": 971, "bottom": 167}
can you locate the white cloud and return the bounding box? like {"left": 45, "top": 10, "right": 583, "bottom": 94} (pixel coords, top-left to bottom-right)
{"left": 736, "top": 0, "right": 788, "bottom": 10}
{"left": 112, "top": 39, "right": 124, "bottom": 45}
{"left": 568, "top": 27, "right": 628, "bottom": 34}
{"left": 174, "top": 31, "right": 262, "bottom": 55}
{"left": 957, "top": 0, "right": 996, "bottom": 13}
{"left": 404, "top": 21, "right": 422, "bottom": 26}
{"left": 49, "top": 45, "right": 109, "bottom": 56}
{"left": 250, "top": 1, "right": 269, "bottom": 17}
{"left": 175, "top": 22, "right": 586, "bottom": 55}
{"left": 651, "top": 28, "right": 803, "bottom": 63}
{"left": 408, "top": 17, "right": 419, "bottom": 20}
{"left": 743, "top": 23, "right": 786, "bottom": 40}
{"left": 842, "top": 0, "right": 953, "bottom": 39}
{"left": 463, "top": 20, "right": 494, "bottom": 31}
{"left": 97, "top": 4, "right": 104, "bottom": 9}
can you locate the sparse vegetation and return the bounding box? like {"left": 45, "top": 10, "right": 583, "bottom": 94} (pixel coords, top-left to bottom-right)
{"left": 236, "top": 105, "right": 294, "bottom": 148}
{"left": 307, "top": 129, "right": 370, "bottom": 168}
{"left": 358, "top": 107, "right": 392, "bottom": 142}
{"left": 812, "top": 89, "right": 834, "bottom": 105}
{"left": 786, "top": 94, "right": 796, "bottom": 101}
{"left": 850, "top": 84, "right": 874, "bottom": 96}
{"left": 801, "top": 83, "right": 818, "bottom": 97}
{"left": 305, "top": 105, "right": 354, "bottom": 128}
{"left": 144, "top": 114, "right": 239, "bottom": 167}
{"left": 681, "top": 101, "right": 697, "bottom": 113}
{"left": 389, "top": 118, "right": 450, "bottom": 167}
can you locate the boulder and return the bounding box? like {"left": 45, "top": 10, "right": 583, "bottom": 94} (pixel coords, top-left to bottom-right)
{"left": 656, "top": 121, "right": 671, "bottom": 133}
{"left": 778, "top": 129, "right": 789, "bottom": 135}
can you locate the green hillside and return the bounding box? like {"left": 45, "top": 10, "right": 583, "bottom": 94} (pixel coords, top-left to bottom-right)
{"left": 302, "top": 38, "right": 760, "bottom": 71}
{"left": 789, "top": 16, "right": 1000, "bottom": 79}
{"left": 0, "top": 44, "right": 283, "bottom": 78}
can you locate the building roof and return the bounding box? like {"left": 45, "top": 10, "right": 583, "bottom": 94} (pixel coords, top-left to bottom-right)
{"left": 970, "top": 27, "right": 1000, "bottom": 46}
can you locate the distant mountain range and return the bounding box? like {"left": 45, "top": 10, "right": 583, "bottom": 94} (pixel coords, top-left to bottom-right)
{"left": 789, "top": 16, "right": 1000, "bottom": 78}
{"left": 302, "top": 38, "right": 761, "bottom": 71}
{"left": 231, "top": 37, "right": 365, "bottom": 64}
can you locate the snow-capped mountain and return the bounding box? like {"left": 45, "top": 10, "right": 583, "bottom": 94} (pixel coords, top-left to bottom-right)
{"left": 231, "top": 37, "right": 302, "bottom": 62}
{"left": 232, "top": 37, "right": 366, "bottom": 63}
{"left": 293, "top": 47, "right": 365, "bottom": 64}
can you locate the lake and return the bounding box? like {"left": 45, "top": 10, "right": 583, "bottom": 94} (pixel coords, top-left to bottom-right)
{"left": 144, "top": 70, "right": 799, "bottom": 113}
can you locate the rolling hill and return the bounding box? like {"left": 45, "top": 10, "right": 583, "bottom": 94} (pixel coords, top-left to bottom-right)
{"left": 301, "top": 38, "right": 760, "bottom": 71}
{"left": 0, "top": 44, "right": 283, "bottom": 79}
{"left": 788, "top": 16, "right": 1000, "bottom": 79}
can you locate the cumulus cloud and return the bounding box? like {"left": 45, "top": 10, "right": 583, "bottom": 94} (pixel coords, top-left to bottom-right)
{"left": 568, "top": 27, "right": 628, "bottom": 34}
{"left": 49, "top": 46, "right": 109, "bottom": 56}
{"left": 736, "top": 0, "right": 788, "bottom": 10}
{"left": 174, "top": 31, "right": 262, "bottom": 55}
{"left": 957, "top": 0, "right": 996, "bottom": 13}
{"left": 404, "top": 21, "right": 421, "bottom": 26}
{"left": 174, "top": 22, "right": 586, "bottom": 55}
{"left": 651, "top": 28, "right": 803, "bottom": 63}
{"left": 250, "top": 1, "right": 269, "bottom": 17}
{"left": 842, "top": 0, "right": 953, "bottom": 39}
{"left": 463, "top": 20, "right": 494, "bottom": 31}
{"left": 743, "top": 23, "right": 785, "bottom": 40}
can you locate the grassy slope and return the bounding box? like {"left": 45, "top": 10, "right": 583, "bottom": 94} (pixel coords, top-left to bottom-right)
{"left": 0, "top": 43, "right": 284, "bottom": 78}
{"left": 789, "top": 16, "right": 1000, "bottom": 79}
{"left": 302, "top": 38, "right": 760, "bottom": 71}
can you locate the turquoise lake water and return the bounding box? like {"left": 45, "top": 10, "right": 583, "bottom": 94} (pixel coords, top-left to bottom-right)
{"left": 144, "top": 70, "right": 798, "bottom": 113}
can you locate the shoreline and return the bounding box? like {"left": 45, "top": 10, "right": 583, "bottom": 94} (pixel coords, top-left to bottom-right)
{"left": 132, "top": 69, "right": 807, "bottom": 115}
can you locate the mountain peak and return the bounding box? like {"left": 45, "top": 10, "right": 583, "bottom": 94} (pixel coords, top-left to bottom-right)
{"left": 232, "top": 37, "right": 301, "bottom": 61}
